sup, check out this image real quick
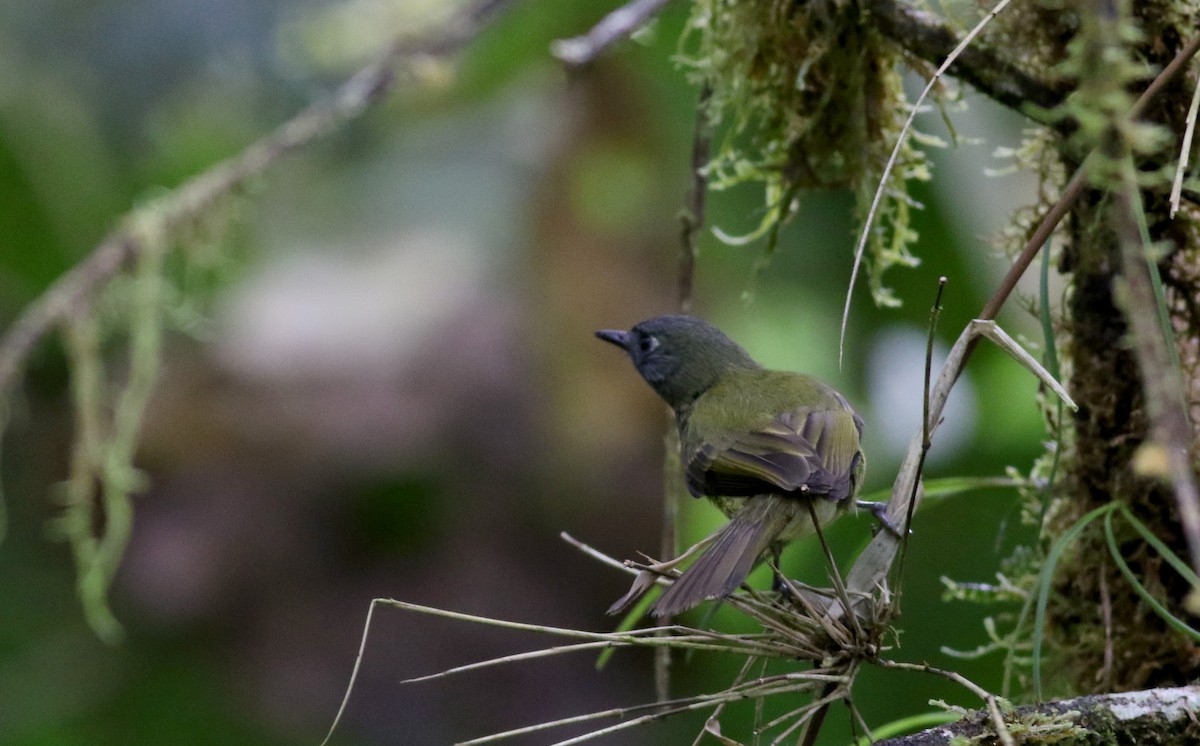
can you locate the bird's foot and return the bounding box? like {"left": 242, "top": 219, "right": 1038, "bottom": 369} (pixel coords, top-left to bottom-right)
{"left": 856, "top": 500, "right": 906, "bottom": 538}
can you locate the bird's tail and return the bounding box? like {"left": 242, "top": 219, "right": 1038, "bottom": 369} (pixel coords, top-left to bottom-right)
{"left": 651, "top": 494, "right": 800, "bottom": 618}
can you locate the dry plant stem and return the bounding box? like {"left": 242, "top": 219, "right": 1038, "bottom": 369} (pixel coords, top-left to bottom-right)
{"left": 893, "top": 277, "right": 946, "bottom": 596}
{"left": 325, "top": 596, "right": 811, "bottom": 745}
{"left": 657, "top": 414, "right": 680, "bottom": 702}
{"left": 808, "top": 500, "right": 865, "bottom": 643}
{"left": 678, "top": 83, "right": 710, "bottom": 315}
{"left": 462, "top": 670, "right": 846, "bottom": 745}
{"left": 836, "top": 321, "right": 1075, "bottom": 620}
{"left": 797, "top": 682, "right": 840, "bottom": 746}
{"left": 1099, "top": 562, "right": 1114, "bottom": 690}
{"left": 558, "top": 531, "right": 635, "bottom": 574}
{"left": 841, "top": 0, "right": 1011, "bottom": 364}
{"left": 403, "top": 641, "right": 632, "bottom": 684}
{"left": 797, "top": 503, "right": 861, "bottom": 746}
{"left": 689, "top": 657, "right": 759, "bottom": 746}
{"left": 320, "top": 598, "right": 383, "bottom": 746}
{"left": 1113, "top": 183, "right": 1200, "bottom": 577}
{"left": 654, "top": 82, "right": 712, "bottom": 703}
{"left": 776, "top": 572, "right": 851, "bottom": 647}
{"left": 846, "top": 698, "right": 875, "bottom": 744}
{"left": 549, "top": 0, "right": 673, "bottom": 68}
{"left": 1169, "top": 70, "right": 1200, "bottom": 217}
{"left": 0, "top": 0, "right": 514, "bottom": 399}
{"left": 787, "top": 687, "right": 848, "bottom": 746}
{"left": 877, "top": 660, "right": 1014, "bottom": 746}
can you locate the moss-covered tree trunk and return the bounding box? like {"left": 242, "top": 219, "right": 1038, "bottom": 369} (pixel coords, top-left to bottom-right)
{"left": 1049, "top": 0, "right": 1200, "bottom": 694}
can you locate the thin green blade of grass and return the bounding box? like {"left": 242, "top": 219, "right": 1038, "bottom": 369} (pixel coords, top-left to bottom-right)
{"left": 596, "top": 589, "right": 659, "bottom": 670}
{"left": 1032, "top": 503, "right": 1116, "bottom": 700}
{"left": 1117, "top": 505, "right": 1200, "bottom": 588}
{"left": 853, "top": 475, "right": 1025, "bottom": 507}
{"left": 1103, "top": 510, "right": 1200, "bottom": 642}
{"left": 1037, "top": 242, "right": 1065, "bottom": 533}
{"left": 856, "top": 711, "right": 961, "bottom": 744}
{"left": 1127, "top": 177, "right": 1184, "bottom": 372}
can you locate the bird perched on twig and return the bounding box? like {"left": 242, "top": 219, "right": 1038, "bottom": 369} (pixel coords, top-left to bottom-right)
{"left": 596, "top": 315, "right": 875, "bottom": 618}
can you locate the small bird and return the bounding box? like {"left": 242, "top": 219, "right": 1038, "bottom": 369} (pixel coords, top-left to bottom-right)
{"left": 596, "top": 315, "right": 869, "bottom": 618}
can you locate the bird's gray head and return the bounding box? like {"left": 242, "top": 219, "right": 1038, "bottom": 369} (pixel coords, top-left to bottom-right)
{"left": 595, "top": 315, "right": 760, "bottom": 410}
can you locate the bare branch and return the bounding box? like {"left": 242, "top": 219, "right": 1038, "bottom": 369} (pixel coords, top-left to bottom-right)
{"left": 550, "top": 0, "right": 674, "bottom": 68}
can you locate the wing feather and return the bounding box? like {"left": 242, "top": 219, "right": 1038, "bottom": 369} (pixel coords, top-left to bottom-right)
{"left": 685, "top": 405, "right": 862, "bottom": 502}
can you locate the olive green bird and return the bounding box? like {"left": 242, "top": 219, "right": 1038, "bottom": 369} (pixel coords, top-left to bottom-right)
{"left": 596, "top": 315, "right": 873, "bottom": 618}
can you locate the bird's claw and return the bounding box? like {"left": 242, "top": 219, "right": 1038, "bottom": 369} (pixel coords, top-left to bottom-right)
{"left": 856, "top": 500, "right": 907, "bottom": 538}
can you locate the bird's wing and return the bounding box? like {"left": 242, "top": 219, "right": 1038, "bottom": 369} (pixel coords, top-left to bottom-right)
{"left": 686, "top": 408, "right": 862, "bottom": 501}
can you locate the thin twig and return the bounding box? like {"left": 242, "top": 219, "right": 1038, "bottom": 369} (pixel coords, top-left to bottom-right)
{"left": 460, "top": 670, "right": 839, "bottom": 745}
{"left": 402, "top": 640, "right": 623, "bottom": 684}
{"left": 876, "top": 660, "right": 1014, "bottom": 746}
{"left": 775, "top": 570, "right": 852, "bottom": 647}
{"left": 549, "top": 0, "right": 674, "bottom": 68}
{"left": 558, "top": 531, "right": 636, "bottom": 574}
{"left": 846, "top": 697, "right": 876, "bottom": 745}
{"left": 1169, "top": 65, "right": 1200, "bottom": 217}
{"left": 797, "top": 503, "right": 860, "bottom": 746}
{"left": 652, "top": 86, "right": 711, "bottom": 701}
{"left": 678, "top": 83, "right": 711, "bottom": 315}
{"left": 808, "top": 500, "right": 865, "bottom": 643}
{"left": 785, "top": 687, "right": 847, "bottom": 746}
{"left": 320, "top": 597, "right": 383, "bottom": 746}
{"left": 688, "top": 657, "right": 759, "bottom": 746}
{"left": 893, "top": 277, "right": 946, "bottom": 598}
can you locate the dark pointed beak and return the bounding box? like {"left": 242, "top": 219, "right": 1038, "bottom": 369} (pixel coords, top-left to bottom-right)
{"left": 595, "top": 329, "right": 631, "bottom": 350}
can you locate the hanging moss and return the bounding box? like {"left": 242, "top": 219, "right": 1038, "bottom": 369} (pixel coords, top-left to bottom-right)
{"left": 678, "top": 0, "right": 928, "bottom": 305}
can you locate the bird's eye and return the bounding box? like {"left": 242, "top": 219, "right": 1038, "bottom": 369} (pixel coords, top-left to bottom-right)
{"left": 639, "top": 335, "right": 660, "bottom": 353}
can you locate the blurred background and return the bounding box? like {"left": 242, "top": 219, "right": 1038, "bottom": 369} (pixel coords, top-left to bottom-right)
{"left": 1, "top": 1, "right": 1053, "bottom": 743}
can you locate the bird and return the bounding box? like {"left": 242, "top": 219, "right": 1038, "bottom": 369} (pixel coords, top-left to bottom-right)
{"left": 596, "top": 314, "right": 871, "bottom": 618}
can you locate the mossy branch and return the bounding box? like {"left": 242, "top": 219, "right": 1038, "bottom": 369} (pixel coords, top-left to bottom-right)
{"left": 876, "top": 684, "right": 1200, "bottom": 745}
{"left": 866, "top": 0, "right": 1069, "bottom": 121}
